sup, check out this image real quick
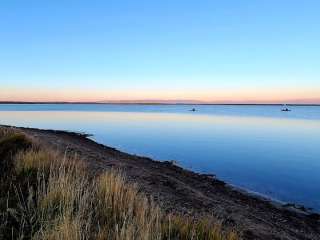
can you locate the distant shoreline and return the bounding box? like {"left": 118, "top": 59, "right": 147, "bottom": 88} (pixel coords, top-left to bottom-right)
{"left": 0, "top": 101, "right": 320, "bottom": 106}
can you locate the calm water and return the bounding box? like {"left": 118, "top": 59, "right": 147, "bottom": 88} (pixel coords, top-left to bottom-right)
{"left": 1, "top": 104, "right": 320, "bottom": 211}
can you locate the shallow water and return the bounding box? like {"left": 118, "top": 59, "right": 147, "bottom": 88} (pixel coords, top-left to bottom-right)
{"left": 1, "top": 104, "right": 320, "bottom": 211}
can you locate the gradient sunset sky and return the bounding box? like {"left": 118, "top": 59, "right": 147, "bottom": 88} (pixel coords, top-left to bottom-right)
{"left": 1, "top": 1, "right": 319, "bottom": 103}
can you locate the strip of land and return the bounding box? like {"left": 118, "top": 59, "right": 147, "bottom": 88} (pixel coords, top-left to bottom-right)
{"left": 0, "top": 101, "right": 320, "bottom": 106}
{"left": 3, "top": 125, "right": 320, "bottom": 240}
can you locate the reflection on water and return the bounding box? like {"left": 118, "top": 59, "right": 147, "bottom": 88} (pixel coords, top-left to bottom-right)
{"left": 0, "top": 104, "right": 320, "bottom": 211}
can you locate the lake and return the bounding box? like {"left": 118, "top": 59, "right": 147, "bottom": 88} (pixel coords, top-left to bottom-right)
{"left": 0, "top": 104, "right": 320, "bottom": 211}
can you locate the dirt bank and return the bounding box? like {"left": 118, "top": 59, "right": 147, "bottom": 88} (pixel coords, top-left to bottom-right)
{"left": 4, "top": 126, "right": 320, "bottom": 240}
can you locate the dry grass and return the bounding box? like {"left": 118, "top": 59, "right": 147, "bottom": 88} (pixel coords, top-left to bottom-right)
{"left": 35, "top": 161, "right": 92, "bottom": 240}
{"left": 15, "top": 149, "right": 57, "bottom": 174}
{"left": 95, "top": 171, "right": 163, "bottom": 240}
{"left": 0, "top": 126, "right": 17, "bottom": 138}
{"left": 0, "top": 128, "right": 239, "bottom": 240}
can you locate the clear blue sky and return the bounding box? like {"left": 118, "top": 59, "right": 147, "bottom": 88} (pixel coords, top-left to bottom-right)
{"left": 1, "top": 0, "right": 319, "bottom": 103}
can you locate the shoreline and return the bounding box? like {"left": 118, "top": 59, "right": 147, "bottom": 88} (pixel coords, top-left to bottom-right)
{"left": 3, "top": 124, "right": 316, "bottom": 215}
{"left": 86, "top": 132, "right": 317, "bottom": 215}
{"left": 0, "top": 125, "right": 302, "bottom": 213}
{"left": 1, "top": 125, "right": 320, "bottom": 239}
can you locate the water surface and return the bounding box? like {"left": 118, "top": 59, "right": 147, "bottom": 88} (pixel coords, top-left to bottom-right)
{"left": 1, "top": 104, "right": 320, "bottom": 211}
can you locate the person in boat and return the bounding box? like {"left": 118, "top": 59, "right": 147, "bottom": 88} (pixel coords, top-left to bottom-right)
{"left": 281, "top": 107, "right": 291, "bottom": 111}
{"left": 281, "top": 104, "right": 291, "bottom": 111}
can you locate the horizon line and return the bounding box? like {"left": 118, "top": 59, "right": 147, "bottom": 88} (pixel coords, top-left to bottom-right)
{"left": 0, "top": 101, "right": 320, "bottom": 106}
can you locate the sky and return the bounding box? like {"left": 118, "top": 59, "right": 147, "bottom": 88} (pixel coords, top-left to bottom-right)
{"left": 1, "top": 0, "right": 320, "bottom": 103}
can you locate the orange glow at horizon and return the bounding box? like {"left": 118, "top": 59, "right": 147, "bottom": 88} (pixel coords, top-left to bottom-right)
{"left": 1, "top": 87, "right": 320, "bottom": 104}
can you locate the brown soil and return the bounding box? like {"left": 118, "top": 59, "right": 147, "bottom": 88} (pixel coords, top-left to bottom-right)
{"left": 7, "top": 126, "right": 320, "bottom": 240}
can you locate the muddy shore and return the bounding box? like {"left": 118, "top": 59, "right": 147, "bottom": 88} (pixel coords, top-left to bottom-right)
{"left": 3, "top": 125, "right": 320, "bottom": 240}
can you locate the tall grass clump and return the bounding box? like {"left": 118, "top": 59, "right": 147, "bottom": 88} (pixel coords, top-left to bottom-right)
{"left": 0, "top": 128, "right": 239, "bottom": 240}
{"left": 95, "top": 171, "right": 163, "bottom": 239}
{"left": 35, "top": 159, "right": 92, "bottom": 240}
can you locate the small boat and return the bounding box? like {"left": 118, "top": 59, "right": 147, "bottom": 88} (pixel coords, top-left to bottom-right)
{"left": 281, "top": 104, "right": 291, "bottom": 112}
{"left": 190, "top": 108, "right": 196, "bottom": 112}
